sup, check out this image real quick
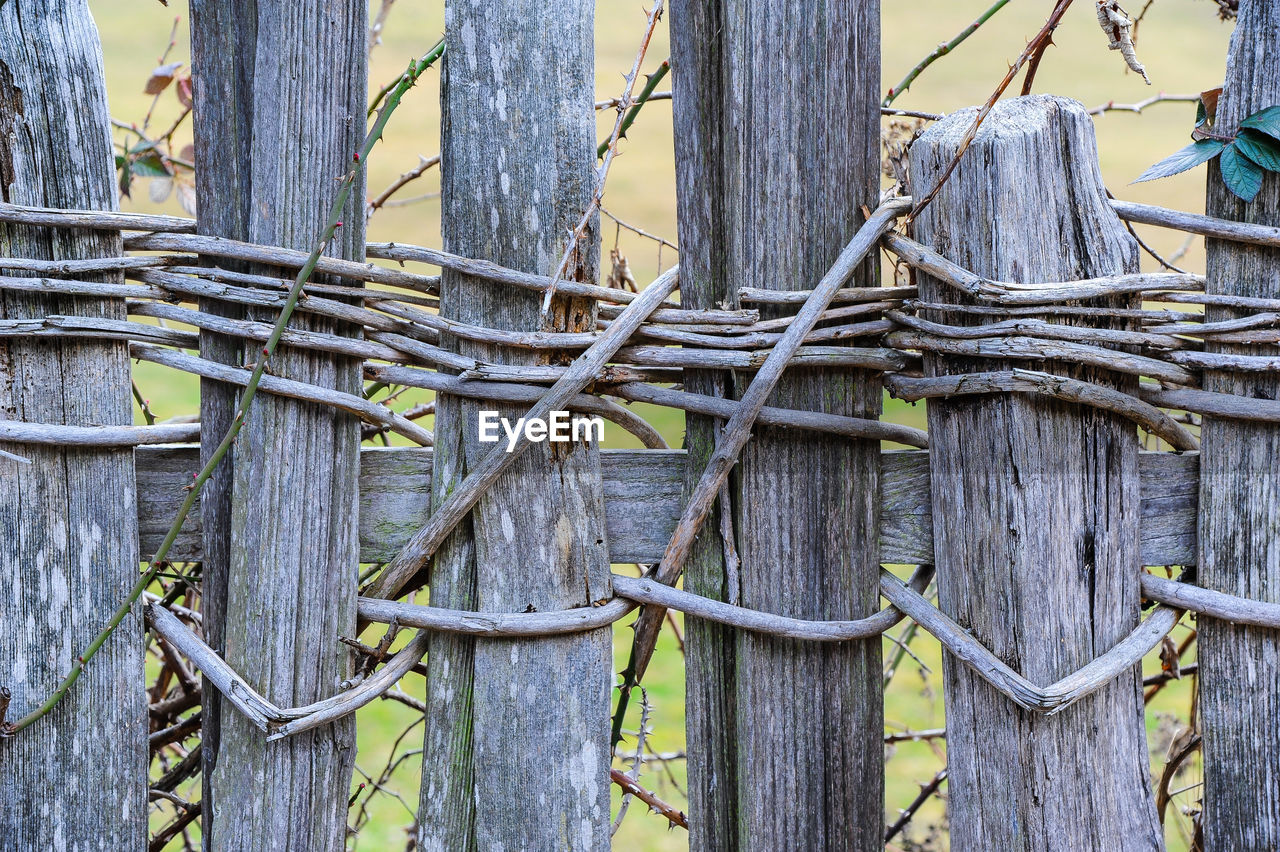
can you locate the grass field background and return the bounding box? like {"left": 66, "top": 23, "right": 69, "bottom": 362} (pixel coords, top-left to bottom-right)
{"left": 87, "top": 1, "right": 1232, "bottom": 847}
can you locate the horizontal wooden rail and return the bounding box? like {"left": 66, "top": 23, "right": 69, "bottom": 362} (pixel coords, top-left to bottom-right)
{"left": 136, "top": 446, "right": 1198, "bottom": 567}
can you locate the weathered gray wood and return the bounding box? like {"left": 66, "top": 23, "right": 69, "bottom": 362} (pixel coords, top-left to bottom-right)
{"left": 135, "top": 446, "right": 1200, "bottom": 567}
{"left": 1198, "top": 3, "right": 1280, "bottom": 847}
{"left": 190, "top": 2, "right": 366, "bottom": 848}
{"left": 417, "top": 2, "right": 611, "bottom": 849}
{"left": 909, "top": 96, "right": 1162, "bottom": 849}
{"left": 669, "top": 1, "right": 884, "bottom": 848}
{"left": 0, "top": 1, "right": 145, "bottom": 845}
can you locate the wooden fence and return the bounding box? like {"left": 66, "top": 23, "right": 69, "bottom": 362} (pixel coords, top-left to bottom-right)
{"left": 1, "top": 0, "right": 1279, "bottom": 850}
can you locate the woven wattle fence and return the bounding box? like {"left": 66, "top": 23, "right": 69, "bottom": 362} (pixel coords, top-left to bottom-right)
{"left": 3, "top": 0, "right": 1280, "bottom": 849}
{"left": 4, "top": 117, "right": 1280, "bottom": 810}
{"left": 2, "top": 100, "right": 1280, "bottom": 837}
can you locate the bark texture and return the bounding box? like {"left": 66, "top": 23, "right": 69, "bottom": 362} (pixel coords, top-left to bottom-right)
{"left": 417, "top": 1, "right": 612, "bottom": 849}
{"left": 0, "top": 1, "right": 146, "bottom": 847}
{"left": 1199, "top": 3, "right": 1280, "bottom": 848}
{"left": 669, "top": 2, "right": 884, "bottom": 848}
{"left": 909, "top": 96, "right": 1162, "bottom": 851}
{"left": 190, "top": 2, "right": 366, "bottom": 849}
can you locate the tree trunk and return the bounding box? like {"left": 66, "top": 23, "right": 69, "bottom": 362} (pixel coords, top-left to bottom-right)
{"left": 416, "top": 1, "right": 612, "bottom": 850}
{"left": 669, "top": 2, "right": 884, "bottom": 848}
{"left": 190, "top": 3, "right": 366, "bottom": 848}
{"left": 908, "top": 95, "right": 1163, "bottom": 850}
{"left": 1199, "top": 2, "right": 1280, "bottom": 847}
{"left": 0, "top": 1, "right": 146, "bottom": 846}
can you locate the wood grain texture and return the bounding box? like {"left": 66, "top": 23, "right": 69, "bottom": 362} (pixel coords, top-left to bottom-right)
{"left": 136, "top": 446, "right": 1198, "bottom": 567}
{"left": 190, "top": 2, "right": 366, "bottom": 848}
{"left": 669, "top": 1, "right": 884, "bottom": 848}
{"left": 0, "top": 1, "right": 146, "bottom": 846}
{"left": 909, "top": 96, "right": 1162, "bottom": 850}
{"left": 417, "top": 2, "right": 611, "bottom": 849}
{"left": 1198, "top": 3, "right": 1280, "bottom": 848}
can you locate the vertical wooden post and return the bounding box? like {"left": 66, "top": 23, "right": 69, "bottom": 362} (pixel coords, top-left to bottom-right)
{"left": 669, "top": 1, "right": 884, "bottom": 848}
{"left": 189, "top": 0, "right": 246, "bottom": 821}
{"left": 416, "top": 1, "right": 611, "bottom": 849}
{"left": 190, "top": 2, "right": 366, "bottom": 848}
{"left": 0, "top": 1, "right": 146, "bottom": 846}
{"left": 909, "top": 96, "right": 1162, "bottom": 850}
{"left": 1199, "top": 2, "right": 1280, "bottom": 846}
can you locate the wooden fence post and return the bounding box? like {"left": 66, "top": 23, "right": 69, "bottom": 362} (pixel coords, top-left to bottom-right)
{"left": 669, "top": 1, "right": 884, "bottom": 847}
{"left": 908, "top": 96, "right": 1163, "bottom": 850}
{"left": 0, "top": 1, "right": 146, "bottom": 846}
{"left": 190, "top": 2, "right": 367, "bottom": 847}
{"left": 1199, "top": 2, "right": 1280, "bottom": 846}
{"left": 416, "top": 1, "right": 612, "bottom": 849}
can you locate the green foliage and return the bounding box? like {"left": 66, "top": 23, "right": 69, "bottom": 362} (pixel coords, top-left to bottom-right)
{"left": 1137, "top": 98, "right": 1280, "bottom": 202}
{"left": 1133, "top": 139, "right": 1225, "bottom": 183}
{"left": 1219, "top": 143, "right": 1264, "bottom": 202}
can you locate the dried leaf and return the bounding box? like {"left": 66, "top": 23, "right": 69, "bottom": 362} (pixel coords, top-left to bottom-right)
{"left": 148, "top": 177, "right": 173, "bottom": 204}
{"left": 1200, "top": 87, "right": 1223, "bottom": 125}
{"left": 175, "top": 75, "right": 193, "bottom": 109}
{"left": 175, "top": 180, "right": 198, "bottom": 217}
{"left": 1159, "top": 635, "right": 1181, "bottom": 679}
{"left": 1096, "top": 1, "right": 1151, "bottom": 85}
{"left": 607, "top": 248, "right": 637, "bottom": 293}
{"left": 179, "top": 144, "right": 195, "bottom": 163}
{"left": 145, "top": 61, "right": 184, "bottom": 95}
{"left": 1166, "top": 724, "right": 1198, "bottom": 762}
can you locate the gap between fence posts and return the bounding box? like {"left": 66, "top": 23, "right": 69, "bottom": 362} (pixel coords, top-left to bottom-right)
{"left": 908, "top": 95, "right": 1163, "bottom": 850}
{"left": 1198, "top": 1, "right": 1280, "bottom": 846}
{"left": 666, "top": 1, "right": 886, "bottom": 848}
{"left": 0, "top": 1, "right": 146, "bottom": 846}
{"left": 191, "top": 2, "right": 368, "bottom": 848}
{"left": 415, "top": 1, "right": 613, "bottom": 848}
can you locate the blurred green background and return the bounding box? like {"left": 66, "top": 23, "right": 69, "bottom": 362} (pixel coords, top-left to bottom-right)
{"left": 90, "top": 0, "right": 1230, "bottom": 848}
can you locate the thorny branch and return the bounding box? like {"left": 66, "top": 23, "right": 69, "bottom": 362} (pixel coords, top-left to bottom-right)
{"left": 908, "top": 0, "right": 1075, "bottom": 224}
{"left": 885, "top": 768, "right": 948, "bottom": 843}
{"left": 884, "top": 0, "right": 1012, "bottom": 106}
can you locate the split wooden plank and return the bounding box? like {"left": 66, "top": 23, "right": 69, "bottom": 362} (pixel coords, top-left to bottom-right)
{"left": 134, "top": 446, "right": 1199, "bottom": 569}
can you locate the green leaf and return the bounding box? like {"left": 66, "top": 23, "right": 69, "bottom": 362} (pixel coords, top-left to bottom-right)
{"left": 1240, "top": 105, "right": 1280, "bottom": 143}
{"left": 118, "top": 160, "right": 133, "bottom": 199}
{"left": 1220, "top": 143, "right": 1265, "bottom": 202}
{"left": 1235, "top": 129, "right": 1280, "bottom": 172}
{"left": 1133, "top": 139, "right": 1226, "bottom": 183}
{"left": 131, "top": 152, "right": 171, "bottom": 178}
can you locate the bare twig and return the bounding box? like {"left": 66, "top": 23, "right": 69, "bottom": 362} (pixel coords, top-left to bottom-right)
{"left": 539, "top": 0, "right": 665, "bottom": 319}
{"left": 368, "top": 0, "right": 396, "bottom": 55}
{"left": 367, "top": 154, "right": 439, "bottom": 219}
{"left": 1157, "top": 731, "right": 1202, "bottom": 825}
